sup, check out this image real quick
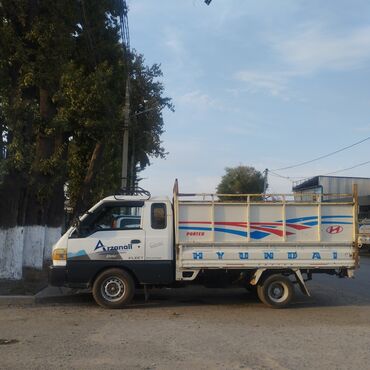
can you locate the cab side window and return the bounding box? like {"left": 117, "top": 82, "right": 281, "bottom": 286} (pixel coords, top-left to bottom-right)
{"left": 94, "top": 206, "right": 142, "bottom": 230}
{"left": 73, "top": 204, "right": 142, "bottom": 238}
{"left": 151, "top": 203, "right": 166, "bottom": 229}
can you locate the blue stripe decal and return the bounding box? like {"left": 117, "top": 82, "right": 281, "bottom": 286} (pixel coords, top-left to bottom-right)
{"left": 214, "top": 227, "right": 247, "bottom": 237}
{"left": 321, "top": 221, "right": 352, "bottom": 224}
{"left": 68, "top": 249, "right": 87, "bottom": 258}
{"left": 179, "top": 214, "right": 352, "bottom": 240}
{"left": 282, "top": 215, "right": 352, "bottom": 223}
{"left": 322, "top": 215, "right": 352, "bottom": 218}
{"left": 302, "top": 221, "right": 352, "bottom": 226}
{"left": 250, "top": 230, "right": 270, "bottom": 239}
{"left": 179, "top": 226, "right": 212, "bottom": 231}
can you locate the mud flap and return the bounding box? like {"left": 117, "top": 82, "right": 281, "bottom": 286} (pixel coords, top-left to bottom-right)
{"left": 294, "top": 269, "right": 310, "bottom": 297}
{"left": 250, "top": 268, "right": 266, "bottom": 286}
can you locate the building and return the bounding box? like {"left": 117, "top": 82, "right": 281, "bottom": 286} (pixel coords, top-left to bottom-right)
{"left": 292, "top": 176, "right": 370, "bottom": 220}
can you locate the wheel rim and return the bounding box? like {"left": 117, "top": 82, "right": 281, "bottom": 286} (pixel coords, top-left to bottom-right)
{"left": 101, "top": 276, "right": 126, "bottom": 302}
{"left": 267, "top": 281, "right": 289, "bottom": 303}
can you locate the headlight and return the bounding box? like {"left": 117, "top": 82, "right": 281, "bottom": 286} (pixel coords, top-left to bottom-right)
{"left": 52, "top": 248, "right": 67, "bottom": 261}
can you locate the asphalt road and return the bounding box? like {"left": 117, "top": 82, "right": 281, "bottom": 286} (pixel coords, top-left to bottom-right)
{"left": 1, "top": 256, "right": 370, "bottom": 370}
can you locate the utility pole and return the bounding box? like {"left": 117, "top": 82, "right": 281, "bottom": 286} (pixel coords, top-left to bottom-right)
{"left": 120, "top": 0, "right": 211, "bottom": 190}
{"left": 120, "top": 0, "right": 131, "bottom": 189}
{"left": 121, "top": 79, "right": 130, "bottom": 189}
{"left": 263, "top": 168, "right": 269, "bottom": 195}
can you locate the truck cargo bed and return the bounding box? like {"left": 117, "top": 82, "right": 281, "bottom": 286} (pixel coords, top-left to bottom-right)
{"left": 173, "top": 187, "right": 358, "bottom": 279}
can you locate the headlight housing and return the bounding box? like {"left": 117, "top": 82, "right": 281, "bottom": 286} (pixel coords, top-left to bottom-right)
{"left": 52, "top": 248, "right": 67, "bottom": 261}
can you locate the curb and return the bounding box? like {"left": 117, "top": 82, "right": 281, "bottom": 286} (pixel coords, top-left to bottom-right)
{"left": 35, "top": 286, "right": 81, "bottom": 303}
{"left": 0, "top": 286, "right": 82, "bottom": 306}
{"left": 0, "top": 295, "right": 35, "bottom": 305}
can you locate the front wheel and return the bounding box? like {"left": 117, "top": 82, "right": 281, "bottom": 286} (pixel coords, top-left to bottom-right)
{"left": 92, "top": 268, "right": 135, "bottom": 309}
{"left": 257, "top": 274, "right": 294, "bottom": 308}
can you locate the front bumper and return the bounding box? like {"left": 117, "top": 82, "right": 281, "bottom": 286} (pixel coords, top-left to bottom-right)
{"left": 49, "top": 265, "right": 67, "bottom": 287}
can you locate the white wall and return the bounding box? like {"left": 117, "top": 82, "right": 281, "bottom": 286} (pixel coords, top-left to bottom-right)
{"left": 0, "top": 226, "right": 61, "bottom": 280}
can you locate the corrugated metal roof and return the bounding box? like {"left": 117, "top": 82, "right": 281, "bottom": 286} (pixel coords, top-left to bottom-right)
{"left": 293, "top": 175, "right": 370, "bottom": 192}
{"left": 292, "top": 176, "right": 319, "bottom": 191}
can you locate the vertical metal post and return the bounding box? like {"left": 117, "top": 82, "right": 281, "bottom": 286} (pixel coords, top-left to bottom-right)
{"left": 246, "top": 195, "right": 250, "bottom": 242}
{"left": 317, "top": 193, "right": 322, "bottom": 242}
{"left": 353, "top": 184, "right": 359, "bottom": 267}
{"left": 130, "top": 132, "right": 135, "bottom": 188}
{"left": 174, "top": 185, "right": 179, "bottom": 244}
{"left": 263, "top": 168, "right": 268, "bottom": 195}
{"left": 120, "top": 1, "right": 131, "bottom": 190}
{"left": 121, "top": 78, "right": 130, "bottom": 189}
{"left": 282, "top": 195, "right": 287, "bottom": 241}
{"left": 211, "top": 195, "right": 215, "bottom": 243}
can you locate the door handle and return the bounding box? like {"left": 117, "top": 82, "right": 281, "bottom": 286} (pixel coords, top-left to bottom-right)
{"left": 131, "top": 239, "right": 141, "bottom": 244}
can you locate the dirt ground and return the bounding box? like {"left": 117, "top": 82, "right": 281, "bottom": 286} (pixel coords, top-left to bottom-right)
{"left": 0, "top": 267, "right": 48, "bottom": 295}
{"left": 1, "top": 256, "right": 370, "bottom": 370}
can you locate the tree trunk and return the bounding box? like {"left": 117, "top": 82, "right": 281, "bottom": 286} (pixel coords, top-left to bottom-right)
{"left": 22, "top": 88, "right": 66, "bottom": 268}
{"left": 73, "top": 141, "right": 105, "bottom": 219}
{"left": 0, "top": 169, "right": 25, "bottom": 279}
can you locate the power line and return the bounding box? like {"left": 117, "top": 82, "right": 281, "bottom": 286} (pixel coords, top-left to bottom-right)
{"left": 273, "top": 136, "right": 370, "bottom": 171}
{"left": 269, "top": 170, "right": 306, "bottom": 181}
{"left": 269, "top": 171, "right": 292, "bottom": 181}
{"left": 324, "top": 160, "right": 370, "bottom": 176}
{"left": 269, "top": 160, "right": 370, "bottom": 188}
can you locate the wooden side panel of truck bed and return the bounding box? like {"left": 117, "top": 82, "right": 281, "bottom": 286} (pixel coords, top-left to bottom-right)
{"left": 174, "top": 191, "right": 357, "bottom": 271}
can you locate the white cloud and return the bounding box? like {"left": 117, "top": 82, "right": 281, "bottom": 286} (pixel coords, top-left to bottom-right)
{"left": 164, "top": 29, "right": 186, "bottom": 58}
{"left": 353, "top": 125, "right": 370, "bottom": 133}
{"left": 177, "top": 90, "right": 223, "bottom": 110}
{"left": 183, "top": 175, "right": 220, "bottom": 193}
{"left": 273, "top": 24, "right": 370, "bottom": 73}
{"left": 224, "top": 125, "right": 255, "bottom": 136}
{"left": 234, "top": 70, "right": 289, "bottom": 98}
{"left": 234, "top": 24, "right": 370, "bottom": 99}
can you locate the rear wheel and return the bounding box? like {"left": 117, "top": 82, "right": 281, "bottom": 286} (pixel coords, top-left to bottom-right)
{"left": 257, "top": 274, "right": 293, "bottom": 308}
{"left": 92, "top": 268, "right": 135, "bottom": 309}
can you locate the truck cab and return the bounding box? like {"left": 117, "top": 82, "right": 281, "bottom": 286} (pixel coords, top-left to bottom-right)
{"left": 50, "top": 195, "right": 174, "bottom": 307}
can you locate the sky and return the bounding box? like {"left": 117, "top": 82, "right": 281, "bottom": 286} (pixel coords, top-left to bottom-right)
{"left": 128, "top": 0, "right": 370, "bottom": 196}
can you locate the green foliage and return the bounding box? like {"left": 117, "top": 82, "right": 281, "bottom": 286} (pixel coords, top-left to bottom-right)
{"left": 129, "top": 52, "right": 174, "bottom": 175}
{"left": 0, "top": 0, "right": 78, "bottom": 182}
{"left": 0, "top": 0, "right": 173, "bottom": 223}
{"left": 217, "top": 166, "right": 265, "bottom": 198}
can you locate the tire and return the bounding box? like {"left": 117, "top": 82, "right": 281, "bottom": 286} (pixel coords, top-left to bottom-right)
{"left": 92, "top": 268, "right": 135, "bottom": 309}
{"left": 257, "top": 274, "right": 294, "bottom": 308}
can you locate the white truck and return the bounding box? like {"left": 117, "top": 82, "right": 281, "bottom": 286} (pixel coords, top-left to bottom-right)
{"left": 358, "top": 221, "right": 370, "bottom": 252}
{"left": 49, "top": 181, "right": 360, "bottom": 308}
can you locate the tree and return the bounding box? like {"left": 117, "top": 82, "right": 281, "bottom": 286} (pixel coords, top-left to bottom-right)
{"left": 0, "top": 1, "right": 172, "bottom": 278}
{"left": 63, "top": 51, "right": 173, "bottom": 219}
{"left": 0, "top": 1, "right": 79, "bottom": 279}
{"left": 128, "top": 52, "right": 174, "bottom": 187}
{"left": 217, "top": 166, "right": 265, "bottom": 199}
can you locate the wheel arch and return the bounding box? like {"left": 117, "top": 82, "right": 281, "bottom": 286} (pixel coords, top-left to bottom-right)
{"left": 250, "top": 268, "right": 295, "bottom": 286}
{"left": 89, "top": 265, "right": 140, "bottom": 288}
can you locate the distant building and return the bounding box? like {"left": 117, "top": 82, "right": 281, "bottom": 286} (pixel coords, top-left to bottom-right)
{"left": 292, "top": 176, "right": 370, "bottom": 220}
